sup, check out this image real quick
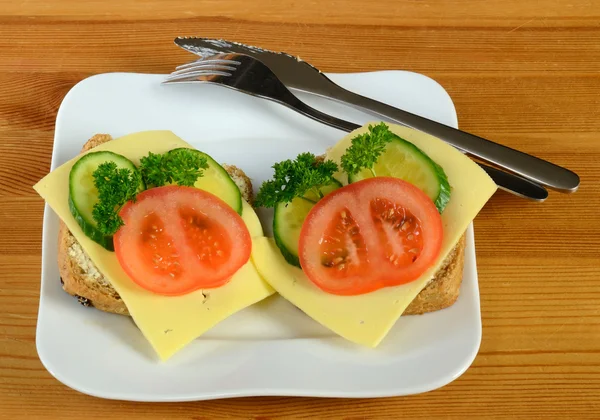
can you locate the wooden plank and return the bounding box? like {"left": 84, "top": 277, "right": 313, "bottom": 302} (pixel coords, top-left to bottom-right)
{"left": 0, "top": 0, "right": 599, "bottom": 418}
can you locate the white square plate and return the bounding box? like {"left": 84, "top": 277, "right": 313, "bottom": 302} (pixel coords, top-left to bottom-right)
{"left": 36, "top": 71, "right": 481, "bottom": 401}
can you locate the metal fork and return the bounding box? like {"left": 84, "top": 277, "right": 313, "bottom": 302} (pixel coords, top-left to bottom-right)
{"left": 163, "top": 53, "right": 549, "bottom": 201}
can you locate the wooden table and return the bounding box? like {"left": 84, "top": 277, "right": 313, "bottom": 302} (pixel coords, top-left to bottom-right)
{"left": 1, "top": 1, "right": 599, "bottom": 418}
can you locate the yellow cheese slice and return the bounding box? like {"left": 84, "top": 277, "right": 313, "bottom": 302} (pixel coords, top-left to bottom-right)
{"left": 34, "top": 131, "right": 274, "bottom": 361}
{"left": 252, "top": 122, "right": 497, "bottom": 348}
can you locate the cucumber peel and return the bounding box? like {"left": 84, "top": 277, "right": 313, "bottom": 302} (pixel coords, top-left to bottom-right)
{"left": 68, "top": 151, "right": 144, "bottom": 250}
{"left": 348, "top": 135, "right": 451, "bottom": 212}
{"left": 273, "top": 180, "right": 342, "bottom": 267}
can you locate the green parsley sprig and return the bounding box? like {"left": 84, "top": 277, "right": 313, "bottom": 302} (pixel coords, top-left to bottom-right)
{"left": 140, "top": 148, "right": 208, "bottom": 188}
{"left": 255, "top": 153, "right": 339, "bottom": 207}
{"left": 256, "top": 124, "right": 403, "bottom": 207}
{"left": 340, "top": 122, "right": 395, "bottom": 177}
{"left": 91, "top": 162, "right": 141, "bottom": 236}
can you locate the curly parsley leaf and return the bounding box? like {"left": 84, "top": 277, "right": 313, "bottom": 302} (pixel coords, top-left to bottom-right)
{"left": 166, "top": 148, "right": 208, "bottom": 187}
{"left": 340, "top": 122, "right": 396, "bottom": 177}
{"left": 140, "top": 148, "right": 208, "bottom": 188}
{"left": 255, "top": 153, "right": 339, "bottom": 208}
{"left": 138, "top": 152, "right": 167, "bottom": 187}
{"left": 91, "top": 162, "right": 141, "bottom": 236}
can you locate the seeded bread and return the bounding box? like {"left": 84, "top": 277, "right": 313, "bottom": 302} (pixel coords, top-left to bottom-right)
{"left": 58, "top": 134, "right": 465, "bottom": 316}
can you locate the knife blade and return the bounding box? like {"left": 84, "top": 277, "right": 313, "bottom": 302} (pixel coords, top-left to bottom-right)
{"left": 173, "top": 37, "right": 558, "bottom": 200}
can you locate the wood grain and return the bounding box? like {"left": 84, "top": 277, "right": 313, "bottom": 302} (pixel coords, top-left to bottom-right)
{"left": 1, "top": 0, "right": 599, "bottom": 418}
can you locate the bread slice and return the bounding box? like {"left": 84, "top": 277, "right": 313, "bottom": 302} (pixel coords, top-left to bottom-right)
{"left": 58, "top": 134, "right": 465, "bottom": 316}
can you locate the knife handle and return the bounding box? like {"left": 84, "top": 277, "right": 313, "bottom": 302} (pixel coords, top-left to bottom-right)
{"left": 310, "top": 79, "right": 579, "bottom": 193}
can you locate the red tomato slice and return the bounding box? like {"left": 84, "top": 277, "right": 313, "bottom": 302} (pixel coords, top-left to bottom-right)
{"left": 114, "top": 185, "right": 251, "bottom": 296}
{"left": 299, "top": 177, "right": 443, "bottom": 295}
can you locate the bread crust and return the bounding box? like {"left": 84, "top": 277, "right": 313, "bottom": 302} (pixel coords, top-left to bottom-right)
{"left": 59, "top": 222, "right": 129, "bottom": 314}
{"left": 403, "top": 233, "right": 466, "bottom": 315}
{"left": 58, "top": 134, "right": 466, "bottom": 316}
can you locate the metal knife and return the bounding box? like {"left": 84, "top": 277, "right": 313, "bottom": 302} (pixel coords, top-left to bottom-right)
{"left": 174, "top": 37, "right": 564, "bottom": 200}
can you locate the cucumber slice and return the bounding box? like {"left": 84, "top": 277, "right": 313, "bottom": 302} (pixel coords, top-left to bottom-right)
{"left": 69, "top": 151, "right": 144, "bottom": 251}
{"left": 168, "top": 148, "right": 243, "bottom": 215}
{"left": 273, "top": 180, "right": 342, "bottom": 267}
{"left": 348, "top": 136, "right": 451, "bottom": 212}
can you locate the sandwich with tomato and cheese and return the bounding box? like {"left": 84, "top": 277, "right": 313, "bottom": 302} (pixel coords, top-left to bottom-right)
{"left": 34, "top": 131, "right": 275, "bottom": 361}
{"left": 251, "top": 122, "right": 497, "bottom": 347}
{"left": 34, "top": 122, "right": 496, "bottom": 360}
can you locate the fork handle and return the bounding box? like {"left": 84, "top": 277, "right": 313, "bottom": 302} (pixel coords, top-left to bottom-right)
{"left": 304, "top": 82, "right": 579, "bottom": 193}
{"left": 291, "top": 98, "right": 360, "bottom": 132}
{"left": 285, "top": 96, "right": 548, "bottom": 201}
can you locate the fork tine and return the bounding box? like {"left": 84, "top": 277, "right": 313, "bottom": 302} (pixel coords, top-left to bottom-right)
{"left": 169, "top": 59, "right": 239, "bottom": 78}
{"left": 170, "top": 63, "right": 238, "bottom": 77}
{"left": 163, "top": 69, "right": 232, "bottom": 84}
{"left": 175, "top": 58, "right": 241, "bottom": 71}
